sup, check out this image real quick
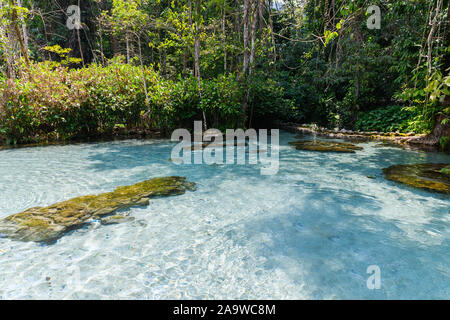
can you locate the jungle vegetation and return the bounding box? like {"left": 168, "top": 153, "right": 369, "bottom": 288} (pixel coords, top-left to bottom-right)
{"left": 0, "top": 0, "right": 448, "bottom": 145}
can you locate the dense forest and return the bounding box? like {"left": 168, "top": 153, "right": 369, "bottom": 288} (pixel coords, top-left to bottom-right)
{"left": 0, "top": 0, "right": 449, "bottom": 147}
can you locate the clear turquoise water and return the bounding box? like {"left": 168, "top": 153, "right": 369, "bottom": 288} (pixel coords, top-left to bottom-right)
{"left": 0, "top": 131, "right": 448, "bottom": 299}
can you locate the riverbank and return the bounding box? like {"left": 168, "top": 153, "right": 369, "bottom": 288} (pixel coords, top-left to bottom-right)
{"left": 0, "top": 127, "right": 163, "bottom": 151}
{"left": 281, "top": 123, "right": 449, "bottom": 152}
{"left": 1, "top": 123, "right": 448, "bottom": 153}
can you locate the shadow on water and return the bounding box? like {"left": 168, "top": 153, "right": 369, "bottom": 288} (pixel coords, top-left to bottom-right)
{"left": 223, "top": 184, "right": 449, "bottom": 299}
{"left": 83, "top": 132, "right": 449, "bottom": 299}
{"left": 86, "top": 141, "right": 174, "bottom": 172}
{"left": 282, "top": 134, "right": 449, "bottom": 197}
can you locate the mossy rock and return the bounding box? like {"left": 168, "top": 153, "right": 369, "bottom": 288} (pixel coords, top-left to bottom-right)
{"left": 0, "top": 176, "right": 196, "bottom": 243}
{"left": 383, "top": 164, "right": 450, "bottom": 194}
{"left": 289, "top": 140, "right": 363, "bottom": 153}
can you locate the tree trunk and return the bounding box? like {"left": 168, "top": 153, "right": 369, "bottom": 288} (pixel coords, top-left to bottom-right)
{"left": 77, "top": 0, "right": 84, "bottom": 66}
{"left": 242, "top": 0, "right": 250, "bottom": 76}
{"left": 194, "top": 37, "right": 201, "bottom": 79}
{"left": 0, "top": 0, "right": 14, "bottom": 77}
{"left": 241, "top": 0, "right": 251, "bottom": 124}
{"left": 99, "top": 25, "right": 105, "bottom": 65}
{"left": 426, "top": 0, "right": 442, "bottom": 74}
{"left": 17, "top": 0, "right": 28, "bottom": 52}
{"left": 10, "top": 0, "right": 29, "bottom": 66}
{"left": 243, "top": 0, "right": 261, "bottom": 127}
{"left": 111, "top": 34, "right": 120, "bottom": 57}
{"left": 246, "top": 0, "right": 261, "bottom": 127}
{"left": 444, "top": 1, "right": 450, "bottom": 72}
{"left": 157, "top": 31, "right": 163, "bottom": 72}
{"left": 126, "top": 33, "right": 130, "bottom": 64}
{"left": 249, "top": 0, "right": 259, "bottom": 76}
{"left": 410, "top": 1, "right": 449, "bottom": 152}
{"left": 442, "top": 0, "right": 450, "bottom": 107}
{"left": 138, "top": 37, "right": 148, "bottom": 105}
{"left": 190, "top": 0, "right": 207, "bottom": 130}
{"left": 77, "top": 29, "right": 84, "bottom": 66}
{"left": 268, "top": 0, "right": 277, "bottom": 71}
{"left": 408, "top": 114, "right": 450, "bottom": 149}
{"left": 222, "top": 3, "right": 227, "bottom": 74}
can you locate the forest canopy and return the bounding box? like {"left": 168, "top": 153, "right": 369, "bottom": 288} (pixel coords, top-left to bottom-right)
{"left": 0, "top": 0, "right": 448, "bottom": 146}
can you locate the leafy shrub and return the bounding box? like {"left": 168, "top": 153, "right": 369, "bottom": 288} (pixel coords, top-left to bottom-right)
{"left": 144, "top": 74, "right": 244, "bottom": 132}
{"left": 0, "top": 59, "right": 153, "bottom": 143}
{"left": 248, "top": 74, "right": 294, "bottom": 128}
{"left": 199, "top": 75, "right": 243, "bottom": 130}
{"left": 354, "top": 105, "right": 417, "bottom": 133}
{"left": 0, "top": 60, "right": 276, "bottom": 144}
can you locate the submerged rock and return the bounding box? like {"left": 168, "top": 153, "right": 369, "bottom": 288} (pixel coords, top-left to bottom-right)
{"left": 0, "top": 176, "right": 196, "bottom": 243}
{"left": 183, "top": 141, "right": 248, "bottom": 151}
{"left": 289, "top": 140, "right": 363, "bottom": 153}
{"left": 101, "top": 215, "right": 135, "bottom": 225}
{"left": 382, "top": 164, "right": 450, "bottom": 194}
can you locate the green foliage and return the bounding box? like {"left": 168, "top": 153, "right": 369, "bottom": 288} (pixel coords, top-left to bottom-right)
{"left": 248, "top": 74, "right": 294, "bottom": 127}
{"left": 440, "top": 165, "right": 450, "bottom": 175}
{"left": 142, "top": 74, "right": 244, "bottom": 131}
{"left": 354, "top": 106, "right": 417, "bottom": 133}
{"left": 0, "top": 59, "right": 151, "bottom": 142}
{"left": 1, "top": 0, "right": 448, "bottom": 145}
{"left": 387, "top": 0, "right": 448, "bottom": 133}
{"left": 0, "top": 59, "right": 275, "bottom": 143}
{"left": 275, "top": 0, "right": 446, "bottom": 134}
{"left": 440, "top": 137, "right": 450, "bottom": 152}
{"left": 101, "top": 0, "right": 149, "bottom": 36}
{"left": 394, "top": 70, "right": 450, "bottom": 134}
{"left": 426, "top": 71, "right": 450, "bottom": 104}
{"left": 42, "top": 45, "right": 82, "bottom": 66}
{"left": 198, "top": 75, "right": 243, "bottom": 130}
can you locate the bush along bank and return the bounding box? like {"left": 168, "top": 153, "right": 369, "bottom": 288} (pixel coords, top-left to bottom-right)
{"left": 0, "top": 59, "right": 292, "bottom": 146}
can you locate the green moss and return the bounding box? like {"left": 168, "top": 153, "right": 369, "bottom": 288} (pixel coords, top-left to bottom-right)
{"left": 0, "top": 176, "right": 196, "bottom": 243}
{"left": 383, "top": 164, "right": 450, "bottom": 194}
{"left": 289, "top": 140, "right": 363, "bottom": 153}
{"left": 20, "top": 217, "right": 51, "bottom": 229}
